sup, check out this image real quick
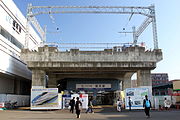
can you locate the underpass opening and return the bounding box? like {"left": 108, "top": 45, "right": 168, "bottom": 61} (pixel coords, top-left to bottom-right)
{"left": 57, "top": 78, "right": 121, "bottom": 105}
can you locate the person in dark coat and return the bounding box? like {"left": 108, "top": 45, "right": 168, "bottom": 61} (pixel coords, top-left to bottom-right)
{"left": 128, "top": 96, "right": 132, "bottom": 111}
{"left": 143, "top": 95, "right": 152, "bottom": 118}
{"left": 69, "top": 97, "right": 75, "bottom": 113}
{"left": 75, "top": 97, "right": 82, "bottom": 118}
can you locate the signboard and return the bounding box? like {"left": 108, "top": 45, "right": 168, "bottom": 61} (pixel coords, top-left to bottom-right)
{"left": 76, "top": 84, "right": 111, "bottom": 89}
{"left": 125, "top": 88, "right": 149, "bottom": 109}
{"left": 31, "top": 88, "right": 59, "bottom": 110}
{"left": 62, "top": 94, "right": 71, "bottom": 109}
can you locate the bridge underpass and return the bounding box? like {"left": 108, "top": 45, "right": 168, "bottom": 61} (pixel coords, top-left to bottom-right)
{"left": 20, "top": 45, "right": 162, "bottom": 105}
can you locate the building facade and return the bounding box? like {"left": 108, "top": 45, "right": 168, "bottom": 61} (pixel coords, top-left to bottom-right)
{"left": 0, "top": 0, "right": 42, "bottom": 95}
{"left": 151, "top": 73, "right": 173, "bottom": 96}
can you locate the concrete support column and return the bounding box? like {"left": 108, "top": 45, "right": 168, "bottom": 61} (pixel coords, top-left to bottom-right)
{"left": 48, "top": 74, "right": 57, "bottom": 88}
{"left": 32, "top": 70, "right": 46, "bottom": 88}
{"left": 122, "top": 72, "right": 134, "bottom": 90}
{"left": 137, "top": 70, "right": 151, "bottom": 86}
{"left": 14, "top": 79, "right": 21, "bottom": 94}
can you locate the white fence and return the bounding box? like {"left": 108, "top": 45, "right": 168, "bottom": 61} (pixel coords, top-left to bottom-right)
{"left": 152, "top": 96, "right": 179, "bottom": 109}
{"left": 0, "top": 94, "right": 30, "bottom": 106}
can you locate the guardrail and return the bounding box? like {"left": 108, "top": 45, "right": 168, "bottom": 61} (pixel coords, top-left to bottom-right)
{"left": 32, "top": 42, "right": 146, "bottom": 51}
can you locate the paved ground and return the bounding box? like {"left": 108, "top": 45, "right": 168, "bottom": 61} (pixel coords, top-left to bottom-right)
{"left": 0, "top": 107, "right": 180, "bottom": 120}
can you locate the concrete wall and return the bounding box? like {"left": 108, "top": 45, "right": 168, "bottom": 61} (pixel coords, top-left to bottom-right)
{"left": 0, "top": 94, "right": 30, "bottom": 106}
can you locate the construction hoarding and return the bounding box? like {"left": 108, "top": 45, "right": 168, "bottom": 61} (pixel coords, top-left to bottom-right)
{"left": 31, "top": 88, "right": 59, "bottom": 110}
{"left": 125, "top": 87, "right": 150, "bottom": 109}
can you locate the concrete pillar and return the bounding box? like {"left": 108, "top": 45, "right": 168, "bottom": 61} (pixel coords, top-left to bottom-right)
{"left": 14, "top": 79, "right": 21, "bottom": 94}
{"left": 32, "top": 70, "right": 46, "bottom": 88}
{"left": 47, "top": 74, "right": 57, "bottom": 88}
{"left": 122, "top": 72, "right": 134, "bottom": 90}
{"left": 137, "top": 70, "right": 152, "bottom": 86}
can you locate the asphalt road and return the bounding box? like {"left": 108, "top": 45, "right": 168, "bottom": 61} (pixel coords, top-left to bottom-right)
{"left": 0, "top": 109, "right": 180, "bottom": 120}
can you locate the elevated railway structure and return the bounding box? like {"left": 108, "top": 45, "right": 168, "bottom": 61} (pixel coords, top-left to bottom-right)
{"left": 20, "top": 4, "right": 162, "bottom": 103}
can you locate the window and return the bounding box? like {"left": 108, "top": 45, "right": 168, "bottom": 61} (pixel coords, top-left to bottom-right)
{"left": 13, "top": 20, "right": 16, "bottom": 28}
{"left": 0, "top": 26, "right": 23, "bottom": 49}
{"left": 19, "top": 27, "right": 21, "bottom": 33}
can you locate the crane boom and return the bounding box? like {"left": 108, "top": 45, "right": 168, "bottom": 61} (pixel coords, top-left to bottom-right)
{"left": 25, "top": 4, "right": 158, "bottom": 49}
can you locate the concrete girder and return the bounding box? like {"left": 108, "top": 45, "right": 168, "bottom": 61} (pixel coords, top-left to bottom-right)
{"left": 21, "top": 46, "right": 162, "bottom": 63}
{"left": 21, "top": 46, "right": 163, "bottom": 89}
{"left": 26, "top": 62, "right": 156, "bottom": 70}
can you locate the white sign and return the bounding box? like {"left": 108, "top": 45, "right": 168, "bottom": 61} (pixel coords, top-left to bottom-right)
{"left": 125, "top": 88, "right": 149, "bottom": 109}
{"left": 31, "top": 88, "right": 59, "bottom": 110}
{"left": 76, "top": 84, "right": 111, "bottom": 89}
{"left": 79, "top": 94, "right": 88, "bottom": 109}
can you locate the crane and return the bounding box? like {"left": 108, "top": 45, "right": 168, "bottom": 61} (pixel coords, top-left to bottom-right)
{"left": 25, "top": 4, "right": 158, "bottom": 49}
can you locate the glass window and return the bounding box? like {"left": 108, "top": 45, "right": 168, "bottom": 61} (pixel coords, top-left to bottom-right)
{"left": 0, "top": 26, "right": 23, "bottom": 49}
{"left": 19, "top": 27, "right": 21, "bottom": 33}
{"left": 13, "top": 20, "right": 16, "bottom": 27}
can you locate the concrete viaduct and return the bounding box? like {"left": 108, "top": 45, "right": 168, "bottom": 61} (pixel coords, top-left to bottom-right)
{"left": 20, "top": 45, "right": 162, "bottom": 91}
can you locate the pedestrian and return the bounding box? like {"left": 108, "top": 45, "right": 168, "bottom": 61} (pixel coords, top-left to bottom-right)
{"left": 128, "top": 96, "right": 132, "bottom": 111}
{"left": 75, "top": 97, "right": 82, "bottom": 118}
{"left": 69, "top": 97, "right": 75, "bottom": 113}
{"left": 164, "top": 98, "right": 171, "bottom": 110}
{"left": 143, "top": 95, "right": 151, "bottom": 118}
{"left": 86, "top": 98, "right": 94, "bottom": 113}
{"left": 117, "top": 99, "right": 122, "bottom": 112}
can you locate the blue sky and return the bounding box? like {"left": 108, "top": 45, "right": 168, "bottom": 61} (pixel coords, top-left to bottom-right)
{"left": 13, "top": 0, "right": 180, "bottom": 80}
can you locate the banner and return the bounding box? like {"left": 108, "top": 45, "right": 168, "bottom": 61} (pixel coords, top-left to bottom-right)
{"left": 31, "top": 88, "right": 59, "bottom": 110}
{"left": 125, "top": 88, "right": 149, "bottom": 109}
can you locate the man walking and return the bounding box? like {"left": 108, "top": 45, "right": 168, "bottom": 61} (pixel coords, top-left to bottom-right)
{"left": 75, "top": 97, "right": 82, "bottom": 118}
{"left": 143, "top": 95, "right": 151, "bottom": 118}
{"left": 69, "top": 97, "right": 75, "bottom": 113}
